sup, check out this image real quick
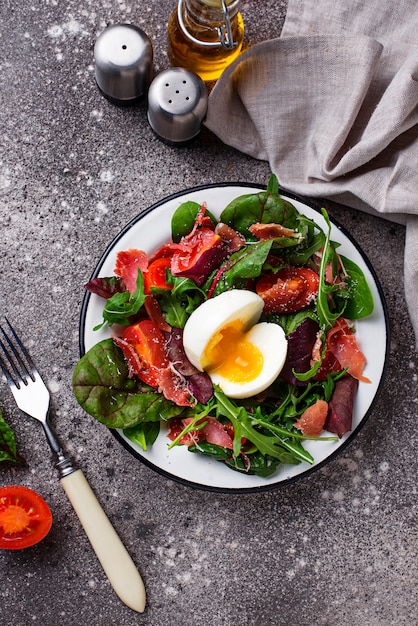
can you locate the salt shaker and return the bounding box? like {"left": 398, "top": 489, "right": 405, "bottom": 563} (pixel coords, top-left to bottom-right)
{"left": 167, "top": 0, "right": 244, "bottom": 83}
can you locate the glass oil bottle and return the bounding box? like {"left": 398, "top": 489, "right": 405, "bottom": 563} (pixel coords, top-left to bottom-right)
{"left": 167, "top": 0, "right": 244, "bottom": 83}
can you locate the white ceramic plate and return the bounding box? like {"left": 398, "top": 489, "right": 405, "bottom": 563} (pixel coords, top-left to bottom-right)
{"left": 79, "top": 184, "right": 390, "bottom": 492}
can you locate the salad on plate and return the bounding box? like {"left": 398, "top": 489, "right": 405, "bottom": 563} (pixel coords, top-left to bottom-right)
{"left": 72, "top": 175, "right": 374, "bottom": 478}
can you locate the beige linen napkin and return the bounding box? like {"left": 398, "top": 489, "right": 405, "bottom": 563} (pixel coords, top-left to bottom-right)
{"left": 205, "top": 0, "right": 418, "bottom": 349}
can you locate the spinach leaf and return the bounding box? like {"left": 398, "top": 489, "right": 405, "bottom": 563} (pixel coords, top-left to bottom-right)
{"left": 266, "top": 172, "right": 280, "bottom": 195}
{"left": 208, "top": 240, "right": 273, "bottom": 297}
{"left": 123, "top": 421, "right": 160, "bottom": 451}
{"left": 72, "top": 339, "right": 184, "bottom": 429}
{"left": 0, "top": 410, "right": 24, "bottom": 464}
{"left": 337, "top": 255, "right": 374, "bottom": 319}
{"left": 171, "top": 201, "right": 217, "bottom": 242}
{"left": 220, "top": 188, "right": 300, "bottom": 240}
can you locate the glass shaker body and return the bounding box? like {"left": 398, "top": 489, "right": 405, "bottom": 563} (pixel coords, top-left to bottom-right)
{"left": 167, "top": 0, "right": 244, "bottom": 83}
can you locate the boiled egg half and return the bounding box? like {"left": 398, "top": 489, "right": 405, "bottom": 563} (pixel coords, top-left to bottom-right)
{"left": 182, "top": 290, "right": 288, "bottom": 399}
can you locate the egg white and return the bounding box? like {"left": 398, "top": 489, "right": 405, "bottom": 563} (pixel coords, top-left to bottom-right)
{"left": 183, "top": 290, "right": 288, "bottom": 399}
{"left": 208, "top": 321, "right": 287, "bottom": 399}
{"left": 183, "top": 290, "right": 264, "bottom": 372}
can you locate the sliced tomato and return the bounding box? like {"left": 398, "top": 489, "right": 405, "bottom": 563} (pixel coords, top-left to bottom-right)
{"left": 256, "top": 267, "right": 319, "bottom": 314}
{"left": 293, "top": 399, "right": 329, "bottom": 436}
{"left": 116, "top": 320, "right": 169, "bottom": 387}
{"left": 144, "top": 257, "right": 172, "bottom": 294}
{"left": 114, "top": 249, "right": 148, "bottom": 294}
{"left": 0, "top": 486, "right": 52, "bottom": 550}
{"left": 327, "top": 318, "right": 371, "bottom": 383}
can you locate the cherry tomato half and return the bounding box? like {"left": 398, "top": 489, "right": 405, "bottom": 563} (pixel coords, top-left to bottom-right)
{"left": 120, "top": 320, "right": 169, "bottom": 387}
{"left": 144, "top": 257, "right": 173, "bottom": 294}
{"left": 0, "top": 485, "right": 53, "bottom": 550}
{"left": 256, "top": 267, "right": 319, "bottom": 314}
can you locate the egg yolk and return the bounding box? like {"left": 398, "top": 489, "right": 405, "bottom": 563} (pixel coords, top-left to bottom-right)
{"left": 202, "top": 321, "right": 264, "bottom": 383}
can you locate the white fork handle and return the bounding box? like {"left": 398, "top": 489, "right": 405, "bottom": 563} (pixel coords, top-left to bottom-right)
{"left": 60, "top": 469, "right": 146, "bottom": 613}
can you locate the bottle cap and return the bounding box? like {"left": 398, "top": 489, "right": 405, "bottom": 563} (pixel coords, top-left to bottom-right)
{"left": 94, "top": 24, "right": 153, "bottom": 104}
{"left": 147, "top": 68, "right": 208, "bottom": 143}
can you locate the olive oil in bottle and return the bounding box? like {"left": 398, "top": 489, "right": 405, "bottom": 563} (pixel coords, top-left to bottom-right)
{"left": 167, "top": 0, "right": 244, "bottom": 83}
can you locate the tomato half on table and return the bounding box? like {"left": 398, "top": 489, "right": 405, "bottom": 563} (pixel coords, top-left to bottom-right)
{"left": 256, "top": 267, "right": 319, "bottom": 314}
{"left": 0, "top": 485, "right": 53, "bottom": 550}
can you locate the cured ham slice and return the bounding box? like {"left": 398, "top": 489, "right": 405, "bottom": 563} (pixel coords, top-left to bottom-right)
{"left": 294, "top": 400, "right": 329, "bottom": 436}
{"left": 327, "top": 318, "right": 370, "bottom": 383}
{"left": 114, "top": 249, "right": 148, "bottom": 293}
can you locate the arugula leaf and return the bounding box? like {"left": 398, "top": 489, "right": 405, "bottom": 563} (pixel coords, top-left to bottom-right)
{"left": 101, "top": 268, "right": 146, "bottom": 327}
{"left": 292, "top": 357, "right": 324, "bottom": 382}
{"left": 170, "top": 273, "right": 207, "bottom": 301}
{"left": 316, "top": 209, "right": 346, "bottom": 332}
{"left": 158, "top": 292, "right": 189, "bottom": 328}
{"left": 72, "top": 339, "right": 184, "bottom": 428}
{"left": 267, "top": 309, "right": 319, "bottom": 336}
{"left": 214, "top": 390, "right": 314, "bottom": 464}
{"left": 0, "top": 410, "right": 24, "bottom": 464}
{"left": 158, "top": 273, "right": 206, "bottom": 328}
{"left": 167, "top": 402, "right": 214, "bottom": 449}
{"left": 284, "top": 226, "right": 325, "bottom": 265}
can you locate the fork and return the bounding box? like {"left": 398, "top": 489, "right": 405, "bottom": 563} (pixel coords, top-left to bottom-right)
{"left": 0, "top": 319, "right": 146, "bottom": 613}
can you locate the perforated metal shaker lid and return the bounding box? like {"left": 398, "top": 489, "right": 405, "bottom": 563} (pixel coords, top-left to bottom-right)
{"left": 94, "top": 24, "right": 153, "bottom": 103}
{"left": 147, "top": 68, "right": 208, "bottom": 143}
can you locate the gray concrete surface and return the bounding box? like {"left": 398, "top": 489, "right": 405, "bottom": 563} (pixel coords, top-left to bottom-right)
{"left": 0, "top": 1, "right": 416, "bottom": 625}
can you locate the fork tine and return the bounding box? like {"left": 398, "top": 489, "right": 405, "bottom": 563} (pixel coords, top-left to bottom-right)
{"left": 0, "top": 318, "right": 36, "bottom": 387}
{"left": 0, "top": 348, "right": 16, "bottom": 387}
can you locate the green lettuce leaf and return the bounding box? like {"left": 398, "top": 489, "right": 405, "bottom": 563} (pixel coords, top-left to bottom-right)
{"left": 208, "top": 240, "right": 273, "bottom": 297}
{"left": 220, "top": 187, "right": 300, "bottom": 240}
{"left": 72, "top": 339, "right": 184, "bottom": 429}
{"left": 171, "top": 201, "right": 217, "bottom": 242}
{"left": 123, "top": 421, "right": 160, "bottom": 451}
{"left": 0, "top": 410, "right": 24, "bottom": 464}
{"left": 337, "top": 255, "right": 374, "bottom": 319}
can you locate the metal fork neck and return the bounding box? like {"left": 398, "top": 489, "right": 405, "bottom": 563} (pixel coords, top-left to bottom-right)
{"left": 55, "top": 451, "right": 78, "bottom": 479}
{"left": 42, "top": 417, "right": 77, "bottom": 479}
